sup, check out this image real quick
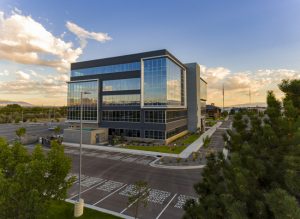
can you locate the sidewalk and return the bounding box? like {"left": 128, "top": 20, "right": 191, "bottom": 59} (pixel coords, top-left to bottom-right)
{"left": 63, "top": 122, "right": 221, "bottom": 159}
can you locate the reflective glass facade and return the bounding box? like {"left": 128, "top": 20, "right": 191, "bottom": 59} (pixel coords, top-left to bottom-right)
{"left": 103, "top": 78, "right": 140, "bottom": 91}
{"left": 201, "top": 100, "right": 206, "bottom": 116}
{"left": 102, "top": 94, "right": 140, "bottom": 106}
{"left": 67, "top": 80, "right": 98, "bottom": 121}
{"left": 144, "top": 110, "right": 165, "bottom": 123}
{"left": 200, "top": 79, "right": 207, "bottom": 100}
{"left": 143, "top": 57, "right": 185, "bottom": 107}
{"left": 166, "top": 59, "right": 182, "bottom": 106}
{"left": 166, "top": 110, "right": 187, "bottom": 123}
{"left": 102, "top": 111, "right": 140, "bottom": 122}
{"left": 71, "top": 62, "right": 141, "bottom": 77}
{"left": 144, "top": 130, "right": 165, "bottom": 139}
{"left": 109, "top": 129, "right": 140, "bottom": 137}
{"left": 143, "top": 58, "right": 167, "bottom": 106}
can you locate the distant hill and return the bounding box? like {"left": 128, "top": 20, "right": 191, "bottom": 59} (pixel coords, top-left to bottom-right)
{"left": 0, "top": 100, "right": 34, "bottom": 107}
{"left": 228, "top": 102, "right": 267, "bottom": 108}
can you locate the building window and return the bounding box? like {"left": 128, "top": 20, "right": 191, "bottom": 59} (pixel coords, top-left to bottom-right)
{"left": 144, "top": 130, "right": 165, "bottom": 140}
{"left": 166, "top": 125, "right": 187, "bottom": 139}
{"left": 71, "top": 62, "right": 141, "bottom": 77}
{"left": 102, "top": 111, "right": 140, "bottom": 122}
{"left": 109, "top": 129, "right": 140, "bottom": 137}
{"left": 200, "top": 79, "right": 207, "bottom": 101}
{"left": 102, "top": 94, "right": 140, "bottom": 106}
{"left": 143, "top": 57, "right": 185, "bottom": 107}
{"left": 103, "top": 78, "right": 140, "bottom": 91}
{"left": 166, "top": 110, "right": 187, "bottom": 123}
{"left": 144, "top": 110, "right": 165, "bottom": 123}
{"left": 201, "top": 100, "right": 206, "bottom": 116}
{"left": 67, "top": 80, "right": 98, "bottom": 121}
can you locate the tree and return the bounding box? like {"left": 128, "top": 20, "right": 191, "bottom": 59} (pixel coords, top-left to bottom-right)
{"left": 127, "top": 180, "right": 150, "bottom": 219}
{"left": 54, "top": 126, "right": 62, "bottom": 136}
{"left": 184, "top": 79, "right": 300, "bottom": 219}
{"left": 15, "top": 127, "right": 26, "bottom": 141}
{"left": 0, "top": 139, "right": 74, "bottom": 219}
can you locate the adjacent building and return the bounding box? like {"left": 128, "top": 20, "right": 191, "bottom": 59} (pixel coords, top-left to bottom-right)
{"left": 64, "top": 50, "right": 207, "bottom": 144}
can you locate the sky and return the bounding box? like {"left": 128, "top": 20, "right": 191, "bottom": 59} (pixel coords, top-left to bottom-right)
{"left": 0, "top": 0, "right": 300, "bottom": 106}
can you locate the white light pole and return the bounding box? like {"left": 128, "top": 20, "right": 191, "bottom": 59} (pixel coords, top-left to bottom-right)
{"left": 74, "top": 91, "right": 91, "bottom": 217}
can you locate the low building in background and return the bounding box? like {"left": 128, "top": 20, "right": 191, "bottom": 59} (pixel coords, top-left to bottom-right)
{"left": 64, "top": 49, "right": 207, "bottom": 144}
{"left": 206, "top": 104, "right": 221, "bottom": 119}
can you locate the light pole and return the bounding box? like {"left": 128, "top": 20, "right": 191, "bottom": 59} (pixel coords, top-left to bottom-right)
{"left": 74, "top": 91, "right": 91, "bottom": 217}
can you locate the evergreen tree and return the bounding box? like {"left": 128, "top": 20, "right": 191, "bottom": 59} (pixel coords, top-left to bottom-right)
{"left": 184, "top": 79, "right": 300, "bottom": 219}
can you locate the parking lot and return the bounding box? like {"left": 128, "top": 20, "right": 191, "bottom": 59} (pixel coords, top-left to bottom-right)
{"left": 65, "top": 148, "right": 201, "bottom": 219}
{"left": 0, "top": 122, "right": 67, "bottom": 141}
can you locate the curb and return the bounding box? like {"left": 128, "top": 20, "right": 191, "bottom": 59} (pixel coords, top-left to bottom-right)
{"left": 66, "top": 199, "right": 134, "bottom": 219}
{"left": 149, "top": 158, "right": 206, "bottom": 170}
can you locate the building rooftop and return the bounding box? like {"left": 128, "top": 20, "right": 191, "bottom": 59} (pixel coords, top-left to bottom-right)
{"left": 71, "top": 49, "right": 185, "bottom": 70}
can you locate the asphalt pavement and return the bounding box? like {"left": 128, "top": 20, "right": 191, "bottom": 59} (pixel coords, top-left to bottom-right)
{"left": 0, "top": 122, "right": 68, "bottom": 141}
{"left": 66, "top": 148, "right": 202, "bottom": 219}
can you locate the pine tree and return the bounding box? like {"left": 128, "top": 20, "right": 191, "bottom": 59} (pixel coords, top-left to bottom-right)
{"left": 183, "top": 79, "right": 300, "bottom": 219}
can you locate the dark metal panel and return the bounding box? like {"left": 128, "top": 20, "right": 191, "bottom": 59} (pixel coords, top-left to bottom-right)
{"left": 71, "top": 50, "right": 168, "bottom": 70}
{"left": 102, "top": 90, "right": 140, "bottom": 96}
{"left": 70, "top": 71, "right": 140, "bottom": 81}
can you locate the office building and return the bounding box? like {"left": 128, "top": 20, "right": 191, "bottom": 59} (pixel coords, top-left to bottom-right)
{"left": 64, "top": 50, "right": 207, "bottom": 144}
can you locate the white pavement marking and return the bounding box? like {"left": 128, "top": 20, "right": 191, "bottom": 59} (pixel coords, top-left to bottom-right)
{"left": 93, "top": 184, "right": 127, "bottom": 206}
{"left": 80, "top": 177, "right": 104, "bottom": 187}
{"left": 96, "top": 180, "right": 124, "bottom": 192}
{"left": 66, "top": 199, "right": 135, "bottom": 219}
{"left": 174, "top": 195, "right": 197, "bottom": 209}
{"left": 156, "top": 193, "right": 177, "bottom": 219}
{"left": 147, "top": 189, "right": 171, "bottom": 204}
{"left": 69, "top": 180, "right": 107, "bottom": 200}
{"left": 119, "top": 184, "right": 138, "bottom": 197}
{"left": 120, "top": 189, "right": 150, "bottom": 214}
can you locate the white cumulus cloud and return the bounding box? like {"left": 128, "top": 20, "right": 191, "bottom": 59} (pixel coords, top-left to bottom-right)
{"left": 0, "top": 11, "right": 83, "bottom": 72}
{"left": 201, "top": 65, "right": 300, "bottom": 106}
{"left": 66, "top": 21, "right": 112, "bottom": 48}
{"left": 16, "top": 70, "right": 30, "bottom": 80}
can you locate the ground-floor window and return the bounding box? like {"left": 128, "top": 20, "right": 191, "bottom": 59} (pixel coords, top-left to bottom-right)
{"left": 109, "top": 128, "right": 140, "bottom": 137}
{"left": 144, "top": 130, "right": 165, "bottom": 140}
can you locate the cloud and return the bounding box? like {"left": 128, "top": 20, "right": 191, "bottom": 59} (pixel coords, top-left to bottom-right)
{"left": 0, "top": 11, "right": 83, "bottom": 72}
{"left": 66, "top": 21, "right": 112, "bottom": 48}
{"left": 0, "top": 70, "right": 68, "bottom": 98}
{"left": 16, "top": 70, "right": 30, "bottom": 80}
{"left": 0, "top": 69, "right": 9, "bottom": 76}
{"left": 201, "top": 66, "right": 300, "bottom": 106}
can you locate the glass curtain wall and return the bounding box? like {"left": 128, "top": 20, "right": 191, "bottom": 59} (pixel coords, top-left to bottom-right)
{"left": 103, "top": 78, "right": 140, "bottom": 91}
{"left": 143, "top": 57, "right": 184, "bottom": 107}
{"left": 71, "top": 62, "right": 141, "bottom": 77}
{"left": 67, "top": 80, "right": 98, "bottom": 121}
{"left": 102, "top": 94, "right": 140, "bottom": 106}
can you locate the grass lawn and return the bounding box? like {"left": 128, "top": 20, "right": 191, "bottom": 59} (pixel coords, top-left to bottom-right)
{"left": 123, "top": 145, "right": 186, "bottom": 154}
{"left": 43, "top": 200, "right": 121, "bottom": 219}
{"left": 181, "top": 133, "right": 201, "bottom": 146}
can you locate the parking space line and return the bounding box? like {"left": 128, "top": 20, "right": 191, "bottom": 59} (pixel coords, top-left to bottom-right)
{"left": 69, "top": 180, "right": 107, "bottom": 200}
{"left": 155, "top": 193, "right": 177, "bottom": 219}
{"left": 120, "top": 189, "right": 150, "bottom": 214}
{"left": 93, "top": 184, "right": 127, "bottom": 206}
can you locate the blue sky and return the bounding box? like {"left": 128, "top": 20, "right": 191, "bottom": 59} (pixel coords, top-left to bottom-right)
{"left": 0, "top": 0, "right": 299, "bottom": 106}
